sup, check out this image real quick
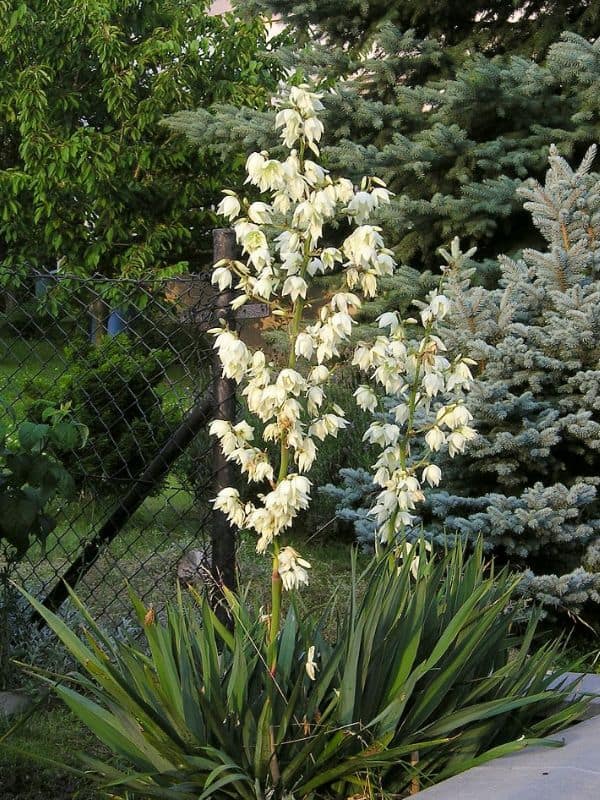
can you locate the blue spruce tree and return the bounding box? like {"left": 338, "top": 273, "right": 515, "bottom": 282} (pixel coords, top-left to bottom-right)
{"left": 169, "top": 4, "right": 600, "bottom": 279}
{"left": 326, "top": 147, "right": 600, "bottom": 616}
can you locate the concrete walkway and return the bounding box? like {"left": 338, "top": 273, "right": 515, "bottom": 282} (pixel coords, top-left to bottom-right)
{"left": 417, "top": 673, "right": 600, "bottom": 799}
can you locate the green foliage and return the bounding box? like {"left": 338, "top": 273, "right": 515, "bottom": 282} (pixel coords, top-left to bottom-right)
{"left": 19, "top": 543, "right": 587, "bottom": 798}
{"left": 26, "top": 336, "right": 179, "bottom": 496}
{"left": 0, "top": 590, "right": 81, "bottom": 692}
{"left": 547, "top": 32, "right": 600, "bottom": 151}
{"left": 0, "top": 401, "right": 85, "bottom": 689}
{"left": 0, "top": 0, "right": 285, "bottom": 281}
{"left": 0, "top": 402, "right": 86, "bottom": 559}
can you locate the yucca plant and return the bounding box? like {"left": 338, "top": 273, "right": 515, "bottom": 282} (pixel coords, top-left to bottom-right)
{"left": 10, "top": 542, "right": 587, "bottom": 799}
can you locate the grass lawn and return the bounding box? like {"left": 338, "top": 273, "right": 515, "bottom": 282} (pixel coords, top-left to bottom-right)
{"left": 0, "top": 705, "right": 103, "bottom": 800}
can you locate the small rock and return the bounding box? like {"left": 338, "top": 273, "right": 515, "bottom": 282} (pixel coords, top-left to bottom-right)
{"left": 0, "top": 690, "right": 32, "bottom": 718}
{"left": 177, "top": 547, "right": 211, "bottom": 586}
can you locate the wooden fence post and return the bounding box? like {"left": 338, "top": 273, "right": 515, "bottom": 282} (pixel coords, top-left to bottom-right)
{"left": 211, "top": 228, "right": 237, "bottom": 595}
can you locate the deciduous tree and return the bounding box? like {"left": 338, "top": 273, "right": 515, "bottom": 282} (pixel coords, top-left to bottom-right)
{"left": 0, "top": 0, "right": 283, "bottom": 281}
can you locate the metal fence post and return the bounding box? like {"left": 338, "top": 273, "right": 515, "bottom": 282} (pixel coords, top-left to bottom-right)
{"left": 211, "top": 229, "right": 237, "bottom": 594}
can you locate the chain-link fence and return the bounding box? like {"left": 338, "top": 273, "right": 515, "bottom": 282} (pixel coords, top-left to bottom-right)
{"left": 0, "top": 269, "right": 226, "bottom": 624}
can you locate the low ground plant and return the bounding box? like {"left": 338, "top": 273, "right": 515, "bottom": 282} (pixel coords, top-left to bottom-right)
{"left": 18, "top": 543, "right": 587, "bottom": 798}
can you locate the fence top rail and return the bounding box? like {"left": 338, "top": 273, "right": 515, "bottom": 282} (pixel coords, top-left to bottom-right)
{"left": 27, "top": 270, "right": 213, "bottom": 286}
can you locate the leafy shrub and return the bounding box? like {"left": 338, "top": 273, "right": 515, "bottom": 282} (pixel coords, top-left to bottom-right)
{"left": 1, "top": 587, "right": 147, "bottom": 695}
{"left": 0, "top": 403, "right": 87, "bottom": 560}
{"left": 0, "top": 295, "right": 45, "bottom": 339}
{"left": 26, "top": 336, "right": 181, "bottom": 496}
{"left": 0, "top": 590, "right": 78, "bottom": 692}
{"left": 22, "top": 542, "right": 586, "bottom": 798}
{"left": 0, "top": 402, "right": 87, "bottom": 688}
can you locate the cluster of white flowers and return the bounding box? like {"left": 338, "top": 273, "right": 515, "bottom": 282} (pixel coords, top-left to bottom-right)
{"left": 210, "top": 83, "right": 476, "bottom": 587}
{"left": 208, "top": 419, "right": 274, "bottom": 484}
{"left": 210, "top": 85, "right": 398, "bottom": 588}
{"left": 213, "top": 472, "right": 312, "bottom": 555}
{"left": 353, "top": 293, "right": 477, "bottom": 544}
{"left": 214, "top": 86, "right": 393, "bottom": 315}
{"left": 277, "top": 546, "right": 311, "bottom": 591}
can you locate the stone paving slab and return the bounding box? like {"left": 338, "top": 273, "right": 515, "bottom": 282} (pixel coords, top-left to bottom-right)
{"left": 548, "top": 671, "right": 600, "bottom": 717}
{"left": 416, "top": 711, "right": 600, "bottom": 799}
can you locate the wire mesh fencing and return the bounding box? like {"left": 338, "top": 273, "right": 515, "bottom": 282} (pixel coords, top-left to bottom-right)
{"left": 0, "top": 270, "right": 224, "bottom": 625}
